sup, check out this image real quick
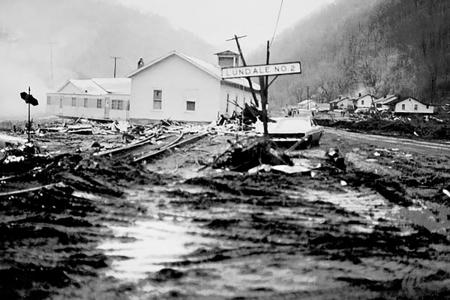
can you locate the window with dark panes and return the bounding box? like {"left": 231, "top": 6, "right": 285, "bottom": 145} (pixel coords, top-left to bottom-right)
{"left": 84, "top": 98, "right": 88, "bottom": 108}
{"left": 97, "top": 99, "right": 102, "bottom": 108}
{"left": 153, "top": 90, "right": 162, "bottom": 110}
{"left": 72, "top": 97, "right": 76, "bottom": 107}
{"left": 186, "top": 100, "right": 196, "bottom": 111}
{"left": 111, "top": 100, "right": 117, "bottom": 109}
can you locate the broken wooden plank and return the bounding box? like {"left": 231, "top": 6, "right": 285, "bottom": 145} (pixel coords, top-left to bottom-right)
{"left": 0, "top": 182, "right": 66, "bottom": 198}
{"left": 133, "top": 133, "right": 184, "bottom": 163}
{"left": 133, "top": 132, "right": 208, "bottom": 163}
{"left": 94, "top": 134, "right": 157, "bottom": 157}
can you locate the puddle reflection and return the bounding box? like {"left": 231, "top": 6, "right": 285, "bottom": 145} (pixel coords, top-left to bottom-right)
{"left": 98, "top": 219, "right": 212, "bottom": 281}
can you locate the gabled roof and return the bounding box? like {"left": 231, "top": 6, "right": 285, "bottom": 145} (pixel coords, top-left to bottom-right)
{"left": 128, "top": 51, "right": 219, "bottom": 79}
{"left": 330, "top": 97, "right": 349, "bottom": 103}
{"left": 356, "top": 94, "right": 375, "bottom": 100}
{"left": 92, "top": 78, "right": 131, "bottom": 94}
{"left": 375, "top": 94, "right": 399, "bottom": 105}
{"left": 66, "top": 79, "right": 106, "bottom": 95}
{"left": 127, "top": 51, "right": 260, "bottom": 91}
{"left": 56, "top": 78, "right": 130, "bottom": 95}
{"left": 298, "top": 99, "right": 317, "bottom": 105}
{"left": 215, "top": 50, "right": 239, "bottom": 56}
{"left": 396, "top": 97, "right": 434, "bottom": 106}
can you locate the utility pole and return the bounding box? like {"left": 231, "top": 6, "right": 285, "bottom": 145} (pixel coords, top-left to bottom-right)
{"left": 111, "top": 56, "right": 121, "bottom": 78}
{"left": 226, "top": 35, "right": 259, "bottom": 107}
{"left": 27, "top": 86, "right": 31, "bottom": 143}
{"left": 258, "top": 41, "right": 270, "bottom": 137}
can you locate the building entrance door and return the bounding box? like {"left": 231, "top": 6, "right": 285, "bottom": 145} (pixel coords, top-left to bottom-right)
{"left": 104, "top": 98, "right": 110, "bottom": 119}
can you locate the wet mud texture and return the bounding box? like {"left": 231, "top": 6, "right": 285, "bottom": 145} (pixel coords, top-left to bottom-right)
{"left": 1, "top": 132, "right": 450, "bottom": 299}
{"left": 134, "top": 168, "right": 449, "bottom": 299}
{"left": 0, "top": 153, "right": 170, "bottom": 299}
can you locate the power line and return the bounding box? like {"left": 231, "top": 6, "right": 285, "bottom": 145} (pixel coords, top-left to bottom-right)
{"left": 270, "top": 0, "right": 284, "bottom": 47}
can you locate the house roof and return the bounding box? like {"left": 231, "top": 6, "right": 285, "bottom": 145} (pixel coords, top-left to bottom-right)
{"left": 127, "top": 51, "right": 260, "bottom": 91}
{"left": 56, "top": 78, "right": 131, "bottom": 95}
{"left": 92, "top": 78, "right": 130, "bottom": 94}
{"left": 396, "top": 97, "right": 434, "bottom": 106}
{"left": 298, "top": 99, "right": 317, "bottom": 106}
{"left": 375, "top": 94, "right": 399, "bottom": 105}
{"left": 215, "top": 50, "right": 239, "bottom": 56}
{"left": 329, "top": 97, "right": 349, "bottom": 103}
{"left": 66, "top": 79, "right": 106, "bottom": 95}
{"left": 356, "top": 94, "right": 375, "bottom": 100}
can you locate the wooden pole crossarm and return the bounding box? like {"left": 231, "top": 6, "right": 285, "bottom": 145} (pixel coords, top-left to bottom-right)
{"left": 266, "top": 75, "right": 279, "bottom": 90}
{"left": 228, "top": 35, "right": 260, "bottom": 108}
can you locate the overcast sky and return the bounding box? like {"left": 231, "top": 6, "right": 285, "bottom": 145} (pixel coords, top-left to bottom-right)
{"left": 109, "top": 0, "right": 334, "bottom": 52}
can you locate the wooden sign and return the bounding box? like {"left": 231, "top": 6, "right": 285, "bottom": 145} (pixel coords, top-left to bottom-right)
{"left": 222, "top": 62, "right": 301, "bottom": 79}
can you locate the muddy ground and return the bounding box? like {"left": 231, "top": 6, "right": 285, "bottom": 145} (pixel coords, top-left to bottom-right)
{"left": 1, "top": 130, "right": 449, "bottom": 299}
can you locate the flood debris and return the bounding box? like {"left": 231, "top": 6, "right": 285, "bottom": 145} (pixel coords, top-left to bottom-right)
{"left": 211, "top": 137, "right": 292, "bottom": 172}
{"left": 0, "top": 114, "right": 449, "bottom": 299}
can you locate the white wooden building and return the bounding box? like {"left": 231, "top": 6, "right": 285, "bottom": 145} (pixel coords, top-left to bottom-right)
{"left": 355, "top": 94, "right": 376, "bottom": 111}
{"left": 46, "top": 78, "right": 130, "bottom": 120}
{"left": 128, "top": 51, "right": 260, "bottom": 123}
{"left": 297, "top": 99, "right": 318, "bottom": 111}
{"left": 394, "top": 97, "right": 435, "bottom": 114}
{"left": 329, "top": 96, "right": 355, "bottom": 110}
{"left": 374, "top": 95, "right": 399, "bottom": 111}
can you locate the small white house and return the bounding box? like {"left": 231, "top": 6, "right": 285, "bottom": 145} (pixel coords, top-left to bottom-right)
{"left": 355, "top": 94, "right": 376, "bottom": 111}
{"left": 297, "top": 99, "right": 318, "bottom": 111}
{"left": 46, "top": 78, "right": 130, "bottom": 120}
{"left": 128, "top": 51, "right": 259, "bottom": 123}
{"left": 394, "top": 97, "right": 435, "bottom": 114}
{"left": 329, "top": 97, "right": 354, "bottom": 110}
{"left": 374, "top": 95, "right": 399, "bottom": 111}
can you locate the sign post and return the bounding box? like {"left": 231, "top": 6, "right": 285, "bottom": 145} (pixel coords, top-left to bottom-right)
{"left": 221, "top": 41, "right": 301, "bottom": 136}
{"left": 222, "top": 62, "right": 301, "bottom": 79}
{"left": 19, "top": 87, "right": 39, "bottom": 143}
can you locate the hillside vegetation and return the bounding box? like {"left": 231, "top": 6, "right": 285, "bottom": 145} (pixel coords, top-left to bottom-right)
{"left": 254, "top": 0, "right": 450, "bottom": 108}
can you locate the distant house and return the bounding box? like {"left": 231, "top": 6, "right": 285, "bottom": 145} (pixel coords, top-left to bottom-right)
{"left": 374, "top": 95, "right": 399, "bottom": 111}
{"left": 394, "top": 97, "right": 435, "bottom": 114}
{"left": 355, "top": 94, "right": 376, "bottom": 111}
{"left": 317, "top": 103, "right": 330, "bottom": 112}
{"left": 329, "top": 96, "right": 354, "bottom": 110}
{"left": 46, "top": 78, "right": 131, "bottom": 120}
{"left": 128, "top": 51, "right": 259, "bottom": 122}
{"left": 297, "top": 99, "right": 318, "bottom": 110}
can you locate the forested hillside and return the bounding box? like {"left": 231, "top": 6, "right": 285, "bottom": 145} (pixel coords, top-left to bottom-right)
{"left": 254, "top": 0, "right": 450, "bottom": 108}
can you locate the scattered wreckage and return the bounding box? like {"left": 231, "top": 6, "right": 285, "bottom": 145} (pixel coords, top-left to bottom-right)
{"left": 0, "top": 104, "right": 326, "bottom": 185}
{"left": 255, "top": 110, "right": 323, "bottom": 150}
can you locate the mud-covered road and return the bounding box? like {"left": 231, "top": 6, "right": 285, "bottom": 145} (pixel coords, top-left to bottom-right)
{"left": 1, "top": 129, "right": 449, "bottom": 299}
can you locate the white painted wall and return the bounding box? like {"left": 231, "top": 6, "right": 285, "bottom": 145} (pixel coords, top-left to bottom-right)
{"left": 219, "top": 83, "right": 256, "bottom": 116}
{"left": 356, "top": 95, "right": 375, "bottom": 109}
{"left": 335, "top": 98, "right": 354, "bottom": 109}
{"left": 130, "top": 55, "right": 221, "bottom": 122}
{"left": 46, "top": 93, "right": 129, "bottom": 120}
{"left": 394, "top": 98, "right": 435, "bottom": 114}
